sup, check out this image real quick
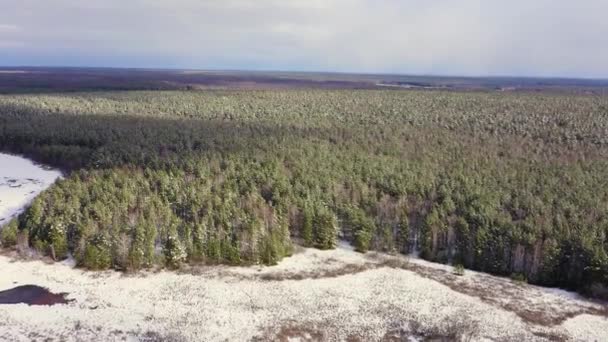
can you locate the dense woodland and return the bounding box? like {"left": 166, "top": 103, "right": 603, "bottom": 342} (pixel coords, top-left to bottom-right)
{"left": 0, "top": 90, "right": 607, "bottom": 297}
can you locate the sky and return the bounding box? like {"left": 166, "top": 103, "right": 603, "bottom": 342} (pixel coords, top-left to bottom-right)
{"left": 1, "top": 0, "right": 607, "bottom": 78}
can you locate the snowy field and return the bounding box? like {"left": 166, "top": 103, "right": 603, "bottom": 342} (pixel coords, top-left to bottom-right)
{"left": 1, "top": 245, "right": 607, "bottom": 341}
{"left": 0, "top": 153, "right": 61, "bottom": 227}
{"left": 1, "top": 154, "right": 607, "bottom": 341}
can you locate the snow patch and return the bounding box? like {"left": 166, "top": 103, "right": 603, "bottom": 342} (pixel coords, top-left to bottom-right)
{"left": 1, "top": 245, "right": 607, "bottom": 341}
{"left": 0, "top": 153, "right": 61, "bottom": 227}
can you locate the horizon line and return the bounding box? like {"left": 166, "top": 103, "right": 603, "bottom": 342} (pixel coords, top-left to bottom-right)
{"left": 1, "top": 65, "right": 607, "bottom": 82}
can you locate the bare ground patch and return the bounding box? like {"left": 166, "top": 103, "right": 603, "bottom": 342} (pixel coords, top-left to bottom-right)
{"left": 253, "top": 323, "right": 327, "bottom": 342}
{"left": 255, "top": 314, "right": 483, "bottom": 342}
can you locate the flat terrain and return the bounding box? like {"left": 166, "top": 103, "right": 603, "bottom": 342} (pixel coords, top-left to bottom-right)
{"left": 1, "top": 244, "right": 607, "bottom": 341}
{"left": 0, "top": 67, "right": 607, "bottom": 94}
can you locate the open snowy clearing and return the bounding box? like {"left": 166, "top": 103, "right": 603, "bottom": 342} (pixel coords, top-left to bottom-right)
{"left": 1, "top": 244, "right": 607, "bottom": 342}
{"left": 0, "top": 153, "right": 61, "bottom": 227}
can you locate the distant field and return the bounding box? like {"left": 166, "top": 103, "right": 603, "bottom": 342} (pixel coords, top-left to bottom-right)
{"left": 0, "top": 67, "right": 607, "bottom": 94}
{"left": 0, "top": 85, "right": 607, "bottom": 298}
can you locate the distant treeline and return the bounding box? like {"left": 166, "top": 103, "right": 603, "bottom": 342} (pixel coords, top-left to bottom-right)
{"left": 0, "top": 90, "right": 607, "bottom": 298}
{"left": 2, "top": 68, "right": 608, "bottom": 94}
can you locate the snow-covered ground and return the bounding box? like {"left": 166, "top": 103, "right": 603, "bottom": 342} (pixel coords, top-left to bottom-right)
{"left": 1, "top": 245, "right": 607, "bottom": 341}
{"left": 1, "top": 154, "right": 607, "bottom": 341}
{"left": 0, "top": 153, "right": 61, "bottom": 227}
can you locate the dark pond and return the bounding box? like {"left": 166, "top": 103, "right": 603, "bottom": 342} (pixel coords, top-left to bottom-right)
{"left": 0, "top": 285, "right": 72, "bottom": 305}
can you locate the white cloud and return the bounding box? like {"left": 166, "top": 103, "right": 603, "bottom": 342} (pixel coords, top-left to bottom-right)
{"left": 0, "top": 0, "right": 607, "bottom": 77}
{"left": 0, "top": 24, "right": 19, "bottom": 32}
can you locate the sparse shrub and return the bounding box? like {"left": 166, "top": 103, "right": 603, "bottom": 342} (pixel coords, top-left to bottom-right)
{"left": 510, "top": 273, "right": 528, "bottom": 283}
{"left": 0, "top": 220, "right": 18, "bottom": 247}
{"left": 32, "top": 239, "right": 47, "bottom": 256}
{"left": 221, "top": 238, "right": 241, "bottom": 265}
{"left": 260, "top": 235, "right": 280, "bottom": 266}
{"left": 141, "top": 330, "right": 188, "bottom": 342}
{"left": 83, "top": 234, "right": 112, "bottom": 269}
{"left": 343, "top": 206, "right": 374, "bottom": 253}
{"left": 48, "top": 221, "right": 69, "bottom": 260}
{"left": 313, "top": 206, "right": 338, "bottom": 250}
{"left": 113, "top": 232, "right": 132, "bottom": 270}
{"left": 128, "top": 225, "right": 146, "bottom": 269}
{"left": 301, "top": 206, "right": 314, "bottom": 247}
{"left": 453, "top": 263, "right": 465, "bottom": 276}
{"left": 354, "top": 228, "right": 372, "bottom": 253}
{"left": 398, "top": 213, "right": 410, "bottom": 253}
{"left": 163, "top": 234, "right": 186, "bottom": 269}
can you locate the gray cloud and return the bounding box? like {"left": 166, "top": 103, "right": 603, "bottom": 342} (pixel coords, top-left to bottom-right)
{"left": 1, "top": 0, "right": 607, "bottom": 77}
